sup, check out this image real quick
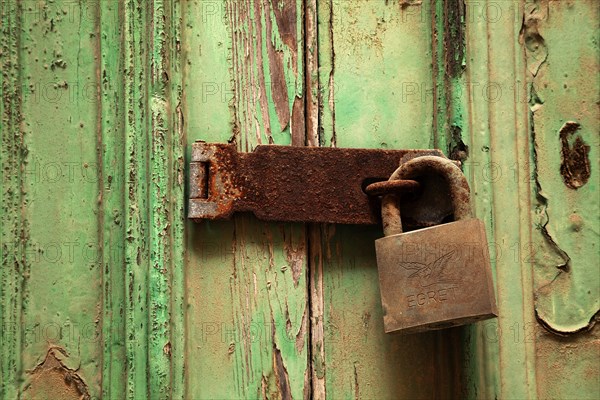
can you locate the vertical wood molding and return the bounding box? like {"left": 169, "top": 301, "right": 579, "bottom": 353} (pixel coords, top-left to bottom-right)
{"left": 464, "top": 0, "right": 537, "bottom": 398}
{"left": 167, "top": 0, "right": 186, "bottom": 398}
{"left": 182, "top": 1, "right": 310, "bottom": 398}
{"left": 99, "top": 0, "right": 127, "bottom": 398}
{"left": 100, "top": 0, "right": 185, "bottom": 398}
{"left": 0, "top": 1, "right": 24, "bottom": 398}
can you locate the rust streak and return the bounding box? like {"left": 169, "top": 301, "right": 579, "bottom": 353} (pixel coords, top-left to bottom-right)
{"left": 443, "top": 0, "right": 466, "bottom": 79}
{"left": 559, "top": 121, "right": 591, "bottom": 189}
{"left": 353, "top": 363, "right": 360, "bottom": 400}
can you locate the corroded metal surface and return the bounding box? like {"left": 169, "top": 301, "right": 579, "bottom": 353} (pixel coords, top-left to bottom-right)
{"left": 382, "top": 155, "right": 472, "bottom": 236}
{"left": 376, "top": 219, "right": 498, "bottom": 335}
{"left": 189, "top": 142, "right": 450, "bottom": 225}
{"left": 364, "top": 179, "right": 420, "bottom": 197}
{"left": 376, "top": 156, "right": 497, "bottom": 334}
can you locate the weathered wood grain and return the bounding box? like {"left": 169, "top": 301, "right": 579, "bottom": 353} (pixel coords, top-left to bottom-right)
{"left": 313, "top": 1, "right": 462, "bottom": 398}
{"left": 183, "top": 0, "right": 309, "bottom": 398}
{"left": 1, "top": 1, "right": 597, "bottom": 399}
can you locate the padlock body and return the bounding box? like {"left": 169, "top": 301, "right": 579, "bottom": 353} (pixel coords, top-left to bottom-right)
{"left": 375, "top": 219, "right": 497, "bottom": 334}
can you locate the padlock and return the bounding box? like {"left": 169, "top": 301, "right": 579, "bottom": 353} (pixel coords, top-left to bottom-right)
{"left": 375, "top": 156, "right": 498, "bottom": 334}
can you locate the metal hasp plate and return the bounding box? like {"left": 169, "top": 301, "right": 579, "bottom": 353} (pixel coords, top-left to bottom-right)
{"left": 188, "top": 142, "right": 450, "bottom": 225}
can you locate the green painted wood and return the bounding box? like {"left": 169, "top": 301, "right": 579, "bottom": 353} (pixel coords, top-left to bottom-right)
{"left": 460, "top": 1, "right": 502, "bottom": 397}
{"left": 526, "top": 0, "right": 599, "bottom": 335}
{"left": 463, "top": 1, "right": 537, "bottom": 398}
{"left": 1, "top": 0, "right": 104, "bottom": 398}
{"left": 1, "top": 1, "right": 25, "bottom": 399}
{"left": 98, "top": 0, "right": 186, "bottom": 399}
{"left": 460, "top": 1, "right": 599, "bottom": 399}
{"left": 183, "top": 0, "right": 310, "bottom": 398}
{"left": 1, "top": 1, "right": 598, "bottom": 399}
{"left": 167, "top": 1, "right": 187, "bottom": 398}
{"left": 313, "top": 1, "right": 464, "bottom": 399}
{"left": 524, "top": 1, "right": 599, "bottom": 398}
{"left": 0, "top": 0, "right": 186, "bottom": 398}
{"left": 99, "top": 1, "right": 127, "bottom": 398}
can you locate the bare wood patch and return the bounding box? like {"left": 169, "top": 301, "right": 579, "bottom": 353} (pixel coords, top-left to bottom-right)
{"left": 23, "top": 347, "right": 90, "bottom": 400}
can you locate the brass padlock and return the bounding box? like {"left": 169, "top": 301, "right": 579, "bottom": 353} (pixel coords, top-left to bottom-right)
{"left": 375, "top": 156, "right": 498, "bottom": 334}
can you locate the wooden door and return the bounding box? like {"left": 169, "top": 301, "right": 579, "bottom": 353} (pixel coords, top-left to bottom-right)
{"left": 1, "top": 0, "right": 598, "bottom": 399}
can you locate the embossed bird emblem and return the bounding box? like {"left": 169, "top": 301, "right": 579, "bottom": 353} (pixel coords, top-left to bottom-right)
{"left": 400, "top": 251, "right": 459, "bottom": 287}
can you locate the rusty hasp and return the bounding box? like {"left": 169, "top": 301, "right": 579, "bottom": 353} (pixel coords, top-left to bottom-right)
{"left": 188, "top": 142, "right": 448, "bottom": 225}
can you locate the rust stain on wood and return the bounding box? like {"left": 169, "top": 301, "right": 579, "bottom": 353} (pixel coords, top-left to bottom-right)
{"left": 559, "top": 121, "right": 591, "bottom": 189}
{"left": 443, "top": 0, "right": 466, "bottom": 79}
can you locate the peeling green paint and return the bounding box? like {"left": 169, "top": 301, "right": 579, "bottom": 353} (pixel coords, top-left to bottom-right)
{"left": 1, "top": 1, "right": 25, "bottom": 398}
{"left": 315, "top": 1, "right": 465, "bottom": 398}
{"left": 99, "top": 1, "right": 127, "bottom": 398}
{"left": 1, "top": 1, "right": 598, "bottom": 399}
{"left": 183, "top": 1, "right": 309, "bottom": 398}
{"left": 525, "top": 0, "right": 599, "bottom": 335}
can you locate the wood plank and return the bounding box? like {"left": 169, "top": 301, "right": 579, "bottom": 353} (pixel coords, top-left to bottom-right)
{"left": 99, "top": 0, "right": 186, "bottom": 398}
{"left": 1, "top": 1, "right": 25, "bottom": 398}
{"left": 99, "top": 1, "right": 127, "bottom": 398}
{"left": 460, "top": 0, "right": 503, "bottom": 396}
{"left": 183, "top": 0, "right": 310, "bottom": 398}
{"left": 524, "top": 0, "right": 599, "bottom": 398}
{"left": 464, "top": 0, "right": 537, "bottom": 396}
{"left": 7, "top": 0, "right": 104, "bottom": 398}
{"left": 460, "top": 1, "right": 600, "bottom": 398}
{"left": 314, "top": 1, "right": 462, "bottom": 398}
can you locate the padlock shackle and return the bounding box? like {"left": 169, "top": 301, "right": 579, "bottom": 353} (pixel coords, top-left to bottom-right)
{"left": 382, "top": 156, "right": 472, "bottom": 236}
